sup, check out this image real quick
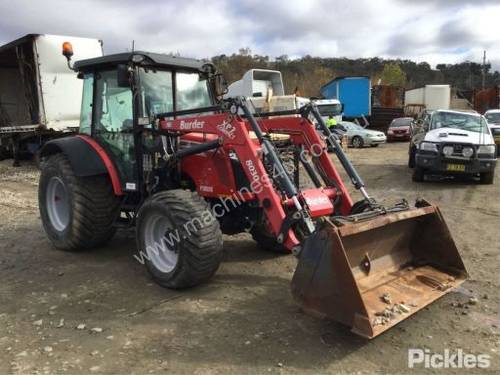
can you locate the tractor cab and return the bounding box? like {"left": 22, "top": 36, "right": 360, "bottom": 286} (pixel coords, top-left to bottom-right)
{"left": 71, "top": 51, "right": 222, "bottom": 192}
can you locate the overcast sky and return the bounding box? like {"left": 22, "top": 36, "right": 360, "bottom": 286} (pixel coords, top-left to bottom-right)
{"left": 1, "top": 0, "right": 499, "bottom": 69}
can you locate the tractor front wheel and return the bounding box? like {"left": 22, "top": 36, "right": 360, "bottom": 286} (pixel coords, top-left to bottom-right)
{"left": 136, "top": 190, "right": 224, "bottom": 289}
{"left": 39, "top": 153, "right": 120, "bottom": 251}
{"left": 251, "top": 221, "right": 289, "bottom": 254}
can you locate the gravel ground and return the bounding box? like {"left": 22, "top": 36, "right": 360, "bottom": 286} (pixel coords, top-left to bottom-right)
{"left": 0, "top": 142, "right": 498, "bottom": 374}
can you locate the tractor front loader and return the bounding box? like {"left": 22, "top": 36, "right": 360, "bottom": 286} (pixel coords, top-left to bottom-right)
{"left": 38, "top": 46, "right": 467, "bottom": 339}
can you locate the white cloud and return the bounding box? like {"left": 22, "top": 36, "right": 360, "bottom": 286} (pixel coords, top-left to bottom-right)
{"left": 0, "top": 0, "right": 499, "bottom": 68}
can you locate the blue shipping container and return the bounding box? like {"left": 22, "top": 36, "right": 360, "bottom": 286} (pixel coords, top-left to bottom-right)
{"left": 320, "top": 76, "right": 371, "bottom": 117}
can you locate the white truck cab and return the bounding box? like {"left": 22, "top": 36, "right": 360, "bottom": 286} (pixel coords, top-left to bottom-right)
{"left": 313, "top": 98, "right": 343, "bottom": 124}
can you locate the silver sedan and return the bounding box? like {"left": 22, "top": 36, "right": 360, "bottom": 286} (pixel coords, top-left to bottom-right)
{"left": 339, "top": 121, "right": 387, "bottom": 148}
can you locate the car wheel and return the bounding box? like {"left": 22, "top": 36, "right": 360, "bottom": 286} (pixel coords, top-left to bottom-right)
{"left": 412, "top": 166, "right": 425, "bottom": 182}
{"left": 408, "top": 147, "right": 416, "bottom": 168}
{"left": 480, "top": 170, "right": 495, "bottom": 185}
{"left": 352, "top": 136, "right": 364, "bottom": 148}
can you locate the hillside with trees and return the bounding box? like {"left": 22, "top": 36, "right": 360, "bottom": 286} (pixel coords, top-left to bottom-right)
{"left": 211, "top": 49, "right": 500, "bottom": 97}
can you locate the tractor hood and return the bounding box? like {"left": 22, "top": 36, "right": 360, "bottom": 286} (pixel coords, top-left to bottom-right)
{"left": 424, "top": 127, "right": 494, "bottom": 145}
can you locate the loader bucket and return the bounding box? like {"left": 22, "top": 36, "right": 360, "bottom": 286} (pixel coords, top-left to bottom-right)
{"left": 291, "top": 204, "right": 467, "bottom": 339}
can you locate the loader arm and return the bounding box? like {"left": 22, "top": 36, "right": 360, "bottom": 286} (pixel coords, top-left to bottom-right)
{"left": 156, "top": 98, "right": 355, "bottom": 252}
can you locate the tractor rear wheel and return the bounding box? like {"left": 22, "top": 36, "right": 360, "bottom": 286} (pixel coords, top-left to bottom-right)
{"left": 136, "top": 190, "right": 224, "bottom": 289}
{"left": 39, "top": 153, "right": 120, "bottom": 251}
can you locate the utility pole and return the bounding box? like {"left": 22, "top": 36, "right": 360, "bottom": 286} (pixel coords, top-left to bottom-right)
{"left": 482, "top": 50, "right": 486, "bottom": 89}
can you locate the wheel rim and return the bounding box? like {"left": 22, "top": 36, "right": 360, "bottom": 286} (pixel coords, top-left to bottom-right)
{"left": 143, "top": 213, "right": 179, "bottom": 273}
{"left": 46, "top": 177, "right": 70, "bottom": 232}
{"left": 353, "top": 137, "right": 361, "bottom": 147}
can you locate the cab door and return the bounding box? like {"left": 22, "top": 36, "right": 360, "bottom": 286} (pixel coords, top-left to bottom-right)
{"left": 92, "top": 70, "right": 137, "bottom": 190}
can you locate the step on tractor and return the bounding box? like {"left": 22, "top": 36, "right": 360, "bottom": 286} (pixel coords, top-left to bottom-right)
{"left": 37, "top": 43, "right": 467, "bottom": 339}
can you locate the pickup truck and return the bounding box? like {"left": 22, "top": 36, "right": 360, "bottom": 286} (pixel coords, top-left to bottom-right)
{"left": 408, "top": 109, "right": 497, "bottom": 184}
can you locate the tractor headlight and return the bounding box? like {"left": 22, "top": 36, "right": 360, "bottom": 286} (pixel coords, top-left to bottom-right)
{"left": 462, "top": 147, "right": 474, "bottom": 158}
{"left": 442, "top": 146, "right": 454, "bottom": 156}
{"left": 478, "top": 145, "right": 496, "bottom": 155}
{"left": 419, "top": 142, "right": 438, "bottom": 152}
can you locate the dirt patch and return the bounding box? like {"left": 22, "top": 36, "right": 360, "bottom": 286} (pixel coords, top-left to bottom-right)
{"left": 0, "top": 143, "right": 499, "bottom": 374}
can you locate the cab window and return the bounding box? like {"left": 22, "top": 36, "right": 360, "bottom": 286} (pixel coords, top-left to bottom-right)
{"left": 79, "top": 73, "right": 93, "bottom": 135}
{"left": 176, "top": 72, "right": 211, "bottom": 111}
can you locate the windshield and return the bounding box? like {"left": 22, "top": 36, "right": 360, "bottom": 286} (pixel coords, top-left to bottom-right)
{"left": 485, "top": 112, "right": 500, "bottom": 124}
{"left": 341, "top": 122, "right": 362, "bottom": 130}
{"left": 139, "top": 68, "right": 174, "bottom": 116}
{"left": 430, "top": 112, "right": 489, "bottom": 134}
{"left": 390, "top": 118, "right": 412, "bottom": 127}
{"left": 318, "top": 103, "right": 342, "bottom": 116}
{"left": 139, "top": 69, "right": 211, "bottom": 116}
{"left": 176, "top": 72, "right": 211, "bottom": 111}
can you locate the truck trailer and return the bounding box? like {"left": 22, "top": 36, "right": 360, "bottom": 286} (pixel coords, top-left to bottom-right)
{"left": 0, "top": 34, "right": 102, "bottom": 164}
{"left": 320, "top": 76, "right": 371, "bottom": 120}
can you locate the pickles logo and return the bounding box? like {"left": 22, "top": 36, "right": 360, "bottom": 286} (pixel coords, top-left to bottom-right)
{"left": 408, "top": 349, "right": 490, "bottom": 369}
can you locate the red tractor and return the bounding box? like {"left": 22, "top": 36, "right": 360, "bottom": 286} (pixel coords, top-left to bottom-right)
{"left": 38, "top": 44, "right": 467, "bottom": 338}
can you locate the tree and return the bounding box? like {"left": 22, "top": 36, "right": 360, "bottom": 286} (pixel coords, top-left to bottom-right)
{"left": 380, "top": 63, "right": 407, "bottom": 87}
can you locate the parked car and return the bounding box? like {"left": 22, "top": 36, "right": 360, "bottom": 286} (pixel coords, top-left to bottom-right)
{"left": 340, "top": 121, "right": 386, "bottom": 148}
{"left": 408, "top": 109, "right": 497, "bottom": 184}
{"left": 484, "top": 109, "right": 500, "bottom": 155}
{"left": 387, "top": 117, "right": 412, "bottom": 141}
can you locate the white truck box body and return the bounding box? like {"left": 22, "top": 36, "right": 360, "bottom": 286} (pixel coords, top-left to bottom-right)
{"left": 226, "top": 69, "right": 285, "bottom": 98}
{"left": 424, "top": 85, "right": 451, "bottom": 110}
{"left": 404, "top": 87, "right": 425, "bottom": 106}
{"left": 35, "top": 34, "right": 103, "bottom": 131}
{"left": 404, "top": 85, "right": 451, "bottom": 110}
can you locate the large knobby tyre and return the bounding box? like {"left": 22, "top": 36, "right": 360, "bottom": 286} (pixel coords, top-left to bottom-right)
{"left": 480, "top": 170, "right": 495, "bottom": 185}
{"left": 136, "top": 190, "right": 224, "bottom": 289}
{"left": 39, "top": 153, "right": 120, "bottom": 251}
{"left": 250, "top": 222, "right": 289, "bottom": 254}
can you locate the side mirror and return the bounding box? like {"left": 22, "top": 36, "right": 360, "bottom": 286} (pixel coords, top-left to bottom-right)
{"left": 117, "top": 64, "right": 130, "bottom": 88}
{"left": 212, "top": 73, "right": 228, "bottom": 97}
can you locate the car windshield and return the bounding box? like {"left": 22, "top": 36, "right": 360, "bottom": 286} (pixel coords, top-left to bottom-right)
{"left": 430, "top": 112, "right": 489, "bottom": 134}
{"left": 318, "top": 103, "right": 342, "bottom": 116}
{"left": 485, "top": 112, "right": 500, "bottom": 124}
{"left": 341, "top": 122, "right": 362, "bottom": 130}
{"left": 390, "top": 118, "right": 412, "bottom": 127}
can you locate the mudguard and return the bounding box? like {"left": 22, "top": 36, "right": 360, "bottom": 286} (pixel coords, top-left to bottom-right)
{"left": 39, "top": 135, "right": 123, "bottom": 195}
